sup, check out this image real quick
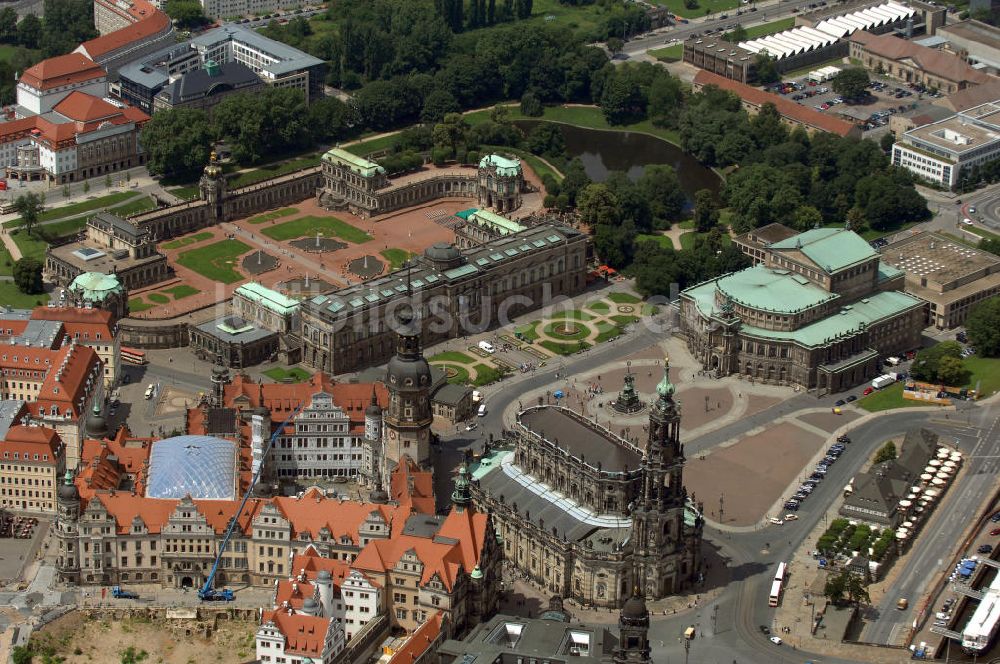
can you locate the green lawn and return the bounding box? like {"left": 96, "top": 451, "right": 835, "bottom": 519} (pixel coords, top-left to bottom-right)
{"left": 651, "top": 0, "right": 740, "bottom": 18}
{"left": 550, "top": 309, "right": 594, "bottom": 321}
{"left": 680, "top": 231, "right": 696, "bottom": 250}
{"left": 466, "top": 104, "right": 682, "bottom": 148}
{"left": 262, "top": 216, "right": 372, "bottom": 244}
{"left": 543, "top": 321, "right": 591, "bottom": 340}
{"left": 587, "top": 300, "right": 611, "bottom": 313}
{"left": 228, "top": 155, "right": 322, "bottom": 189}
{"left": 607, "top": 292, "right": 641, "bottom": 304}
{"left": 128, "top": 297, "right": 154, "bottom": 312}
{"left": 161, "top": 232, "right": 214, "bottom": 250}
{"left": 175, "top": 239, "right": 251, "bottom": 284}
{"left": 263, "top": 367, "right": 313, "bottom": 383}
{"left": 0, "top": 45, "right": 39, "bottom": 63}
{"left": 161, "top": 284, "right": 199, "bottom": 300}
{"left": 0, "top": 281, "right": 48, "bottom": 308}
{"left": 0, "top": 245, "right": 13, "bottom": 277}
{"left": 4, "top": 192, "right": 137, "bottom": 228}
{"left": 594, "top": 322, "right": 623, "bottom": 343}
{"left": 611, "top": 314, "right": 640, "bottom": 325}
{"left": 344, "top": 133, "right": 401, "bottom": 158}
{"left": 516, "top": 322, "right": 540, "bottom": 341}
{"left": 442, "top": 364, "right": 472, "bottom": 384}
{"left": 11, "top": 230, "right": 48, "bottom": 262}
{"left": 539, "top": 339, "right": 592, "bottom": 355}
{"left": 637, "top": 233, "right": 675, "bottom": 249}
{"left": 859, "top": 383, "right": 941, "bottom": 412}
{"left": 742, "top": 17, "right": 795, "bottom": 39}
{"left": 147, "top": 293, "right": 170, "bottom": 304}
{"left": 963, "top": 356, "right": 1000, "bottom": 398}
{"left": 249, "top": 207, "right": 299, "bottom": 225}
{"left": 430, "top": 351, "right": 476, "bottom": 364}
{"left": 37, "top": 217, "right": 88, "bottom": 239}
{"left": 380, "top": 248, "right": 414, "bottom": 270}
{"left": 108, "top": 195, "right": 156, "bottom": 217}
{"left": 167, "top": 185, "right": 201, "bottom": 201}
{"left": 472, "top": 364, "right": 505, "bottom": 386}
{"left": 649, "top": 43, "right": 683, "bottom": 62}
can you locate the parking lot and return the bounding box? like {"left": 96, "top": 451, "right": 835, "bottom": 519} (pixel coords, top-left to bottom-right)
{"left": 766, "top": 71, "right": 945, "bottom": 134}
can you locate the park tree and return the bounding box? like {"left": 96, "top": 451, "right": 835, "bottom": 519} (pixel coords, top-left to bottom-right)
{"left": 40, "top": 0, "right": 97, "bottom": 57}
{"left": 520, "top": 91, "right": 543, "bottom": 117}
{"left": 693, "top": 188, "right": 719, "bottom": 232}
{"left": 214, "top": 88, "right": 310, "bottom": 163}
{"left": 724, "top": 24, "right": 747, "bottom": 42}
{"left": 577, "top": 183, "right": 620, "bottom": 227}
{"left": 515, "top": 0, "right": 533, "bottom": 19}
{"left": 750, "top": 53, "right": 779, "bottom": 85}
{"left": 911, "top": 341, "right": 963, "bottom": 383}
{"left": 637, "top": 165, "right": 685, "bottom": 227}
{"left": 647, "top": 71, "right": 684, "bottom": 128}
{"left": 794, "top": 205, "right": 824, "bottom": 231}
{"left": 0, "top": 7, "right": 17, "bottom": 43}
{"left": 420, "top": 88, "right": 460, "bottom": 123}
{"left": 873, "top": 441, "right": 897, "bottom": 464}
{"left": 306, "top": 96, "right": 356, "bottom": 143}
{"left": 599, "top": 72, "right": 645, "bottom": 125}
{"left": 164, "top": 0, "right": 209, "bottom": 29}
{"left": 936, "top": 355, "right": 970, "bottom": 386}
{"left": 525, "top": 123, "right": 565, "bottom": 159}
{"left": 832, "top": 67, "right": 871, "bottom": 100}
{"left": 140, "top": 108, "right": 213, "bottom": 180}
{"left": 13, "top": 257, "right": 43, "bottom": 295}
{"left": 16, "top": 14, "right": 40, "bottom": 49}
{"left": 13, "top": 192, "right": 42, "bottom": 236}
{"left": 432, "top": 112, "right": 470, "bottom": 158}
{"left": 351, "top": 78, "right": 422, "bottom": 131}
{"left": 966, "top": 296, "right": 1000, "bottom": 356}
{"left": 879, "top": 131, "right": 895, "bottom": 153}
{"left": 606, "top": 37, "right": 624, "bottom": 56}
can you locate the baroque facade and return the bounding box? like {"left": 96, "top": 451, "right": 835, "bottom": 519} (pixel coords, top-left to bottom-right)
{"left": 471, "top": 362, "right": 703, "bottom": 608}
{"left": 680, "top": 228, "right": 927, "bottom": 394}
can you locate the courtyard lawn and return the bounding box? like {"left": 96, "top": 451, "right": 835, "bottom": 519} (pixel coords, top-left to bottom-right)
{"left": 263, "top": 367, "right": 313, "bottom": 383}
{"left": 380, "top": 248, "right": 414, "bottom": 270}
{"left": 442, "top": 364, "right": 472, "bottom": 385}
{"left": 228, "top": 155, "right": 323, "bottom": 189}
{"left": 128, "top": 297, "right": 153, "bottom": 313}
{"left": 610, "top": 314, "right": 640, "bottom": 325}
{"left": 549, "top": 309, "right": 593, "bottom": 321}
{"left": 167, "top": 185, "right": 201, "bottom": 201}
{"left": 262, "top": 215, "right": 372, "bottom": 244}
{"left": 587, "top": 300, "right": 611, "bottom": 313}
{"left": 648, "top": 44, "right": 683, "bottom": 62}
{"left": 4, "top": 192, "right": 138, "bottom": 228}
{"left": 595, "top": 322, "right": 623, "bottom": 343}
{"left": 249, "top": 207, "right": 299, "bottom": 225}
{"left": 859, "top": 383, "right": 940, "bottom": 412}
{"left": 161, "top": 284, "right": 199, "bottom": 300}
{"left": 429, "top": 351, "right": 475, "bottom": 364}
{"left": 161, "top": 232, "right": 214, "bottom": 250}
{"left": 543, "top": 321, "right": 591, "bottom": 341}
{"left": 0, "top": 281, "right": 48, "bottom": 308}
{"left": 147, "top": 293, "right": 170, "bottom": 304}
{"left": 344, "top": 133, "right": 400, "bottom": 158}
{"left": 607, "top": 292, "right": 641, "bottom": 304}
{"left": 175, "top": 239, "right": 251, "bottom": 284}
{"left": 515, "top": 322, "right": 540, "bottom": 341}
{"left": 539, "top": 339, "right": 592, "bottom": 355}
{"left": 11, "top": 230, "right": 48, "bottom": 262}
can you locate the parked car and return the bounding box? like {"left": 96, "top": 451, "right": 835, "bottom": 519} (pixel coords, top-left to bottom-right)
{"left": 785, "top": 501, "right": 800, "bottom": 511}
{"left": 784, "top": 514, "right": 799, "bottom": 521}
{"left": 846, "top": 395, "right": 857, "bottom": 402}
{"left": 990, "top": 511, "right": 1000, "bottom": 522}
{"left": 978, "top": 544, "right": 993, "bottom": 554}
{"left": 770, "top": 636, "right": 783, "bottom": 645}
{"left": 760, "top": 625, "right": 770, "bottom": 634}
{"left": 990, "top": 527, "right": 1000, "bottom": 535}
{"left": 834, "top": 399, "right": 846, "bottom": 406}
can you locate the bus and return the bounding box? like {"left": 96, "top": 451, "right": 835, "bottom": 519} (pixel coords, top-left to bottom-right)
{"left": 121, "top": 347, "right": 148, "bottom": 365}
{"left": 768, "top": 562, "right": 787, "bottom": 607}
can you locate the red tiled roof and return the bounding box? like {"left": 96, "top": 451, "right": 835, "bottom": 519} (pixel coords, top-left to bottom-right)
{"left": 388, "top": 612, "right": 444, "bottom": 664}
{"left": 390, "top": 458, "right": 435, "bottom": 515}
{"left": 1, "top": 425, "right": 63, "bottom": 462}
{"left": 260, "top": 609, "right": 331, "bottom": 658}
{"left": 31, "top": 306, "right": 116, "bottom": 344}
{"left": 272, "top": 488, "right": 413, "bottom": 543}
{"left": 53, "top": 92, "right": 124, "bottom": 123}
{"left": 90, "top": 493, "right": 267, "bottom": 535}
{"left": 78, "top": 429, "right": 154, "bottom": 499}
{"left": 2, "top": 344, "right": 102, "bottom": 419}
{"left": 0, "top": 117, "right": 39, "bottom": 141}
{"left": 850, "top": 31, "right": 994, "bottom": 86}
{"left": 79, "top": 0, "right": 171, "bottom": 59}
{"left": 692, "top": 71, "right": 859, "bottom": 137}
{"left": 354, "top": 535, "right": 466, "bottom": 591}
{"left": 19, "top": 53, "right": 105, "bottom": 92}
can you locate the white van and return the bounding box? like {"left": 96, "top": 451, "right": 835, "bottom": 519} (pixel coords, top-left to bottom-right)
{"left": 144, "top": 384, "right": 155, "bottom": 400}
{"left": 477, "top": 404, "right": 487, "bottom": 417}
{"left": 478, "top": 341, "right": 495, "bottom": 354}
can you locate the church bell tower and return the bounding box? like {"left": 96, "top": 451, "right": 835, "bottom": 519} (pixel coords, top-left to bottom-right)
{"left": 383, "top": 302, "right": 433, "bottom": 469}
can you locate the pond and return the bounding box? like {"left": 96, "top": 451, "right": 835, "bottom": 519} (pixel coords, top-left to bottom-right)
{"left": 515, "top": 120, "right": 721, "bottom": 202}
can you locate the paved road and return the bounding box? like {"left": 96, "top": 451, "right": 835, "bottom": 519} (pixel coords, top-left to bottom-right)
{"left": 622, "top": 0, "right": 824, "bottom": 57}
{"left": 959, "top": 182, "right": 1000, "bottom": 232}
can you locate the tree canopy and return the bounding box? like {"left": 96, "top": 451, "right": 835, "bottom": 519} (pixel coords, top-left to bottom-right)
{"left": 140, "top": 108, "right": 214, "bottom": 181}
{"left": 831, "top": 67, "right": 871, "bottom": 101}
{"left": 910, "top": 341, "right": 964, "bottom": 384}
{"left": 965, "top": 296, "right": 1000, "bottom": 357}
{"left": 13, "top": 192, "right": 42, "bottom": 236}
{"left": 13, "top": 257, "right": 43, "bottom": 295}
{"left": 213, "top": 88, "right": 310, "bottom": 163}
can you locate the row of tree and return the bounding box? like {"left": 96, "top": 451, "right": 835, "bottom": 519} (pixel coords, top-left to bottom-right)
{"left": 0, "top": 0, "right": 96, "bottom": 57}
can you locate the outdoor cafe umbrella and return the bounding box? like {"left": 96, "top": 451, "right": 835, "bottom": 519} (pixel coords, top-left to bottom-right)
{"left": 932, "top": 477, "right": 946, "bottom": 486}
{"left": 929, "top": 459, "right": 942, "bottom": 467}
{"left": 899, "top": 500, "right": 913, "bottom": 508}
{"left": 943, "top": 460, "right": 957, "bottom": 468}
{"left": 938, "top": 466, "right": 954, "bottom": 475}
{"left": 924, "top": 465, "right": 937, "bottom": 474}
{"left": 950, "top": 452, "right": 963, "bottom": 462}
{"left": 937, "top": 449, "right": 950, "bottom": 459}
{"left": 924, "top": 488, "right": 940, "bottom": 497}
{"left": 920, "top": 473, "right": 934, "bottom": 481}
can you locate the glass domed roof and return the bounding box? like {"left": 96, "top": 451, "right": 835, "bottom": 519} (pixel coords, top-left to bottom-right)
{"left": 146, "top": 435, "right": 237, "bottom": 500}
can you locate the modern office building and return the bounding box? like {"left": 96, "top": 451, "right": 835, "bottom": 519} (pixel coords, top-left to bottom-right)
{"left": 878, "top": 231, "right": 1000, "bottom": 329}
{"left": 198, "top": 0, "right": 306, "bottom": 20}
{"left": 891, "top": 100, "right": 1000, "bottom": 188}
{"left": 152, "top": 60, "right": 266, "bottom": 114}
{"left": 680, "top": 228, "right": 926, "bottom": 394}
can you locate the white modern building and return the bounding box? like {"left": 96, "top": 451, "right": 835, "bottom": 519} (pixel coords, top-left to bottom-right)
{"left": 199, "top": 0, "right": 305, "bottom": 19}
{"left": 892, "top": 99, "right": 1000, "bottom": 188}
{"left": 341, "top": 570, "right": 381, "bottom": 641}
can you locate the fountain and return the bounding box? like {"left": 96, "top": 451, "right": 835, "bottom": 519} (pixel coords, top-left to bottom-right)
{"left": 242, "top": 249, "right": 278, "bottom": 275}
{"left": 347, "top": 255, "right": 384, "bottom": 280}
{"left": 612, "top": 362, "right": 645, "bottom": 414}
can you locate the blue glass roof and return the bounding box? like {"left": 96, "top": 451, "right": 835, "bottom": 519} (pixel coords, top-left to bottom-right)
{"left": 146, "top": 435, "right": 237, "bottom": 500}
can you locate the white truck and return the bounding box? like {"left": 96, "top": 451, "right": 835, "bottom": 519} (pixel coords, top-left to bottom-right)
{"left": 871, "top": 374, "right": 896, "bottom": 390}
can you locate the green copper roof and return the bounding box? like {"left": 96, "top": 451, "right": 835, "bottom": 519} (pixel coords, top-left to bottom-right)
{"left": 656, "top": 358, "right": 674, "bottom": 398}
{"left": 69, "top": 272, "right": 122, "bottom": 300}
{"left": 235, "top": 282, "right": 299, "bottom": 315}
{"left": 769, "top": 228, "right": 876, "bottom": 274}
{"left": 877, "top": 262, "right": 904, "bottom": 282}
{"left": 479, "top": 153, "right": 521, "bottom": 177}
{"left": 322, "top": 147, "right": 385, "bottom": 178}
{"left": 686, "top": 279, "right": 923, "bottom": 348}
{"left": 469, "top": 209, "right": 526, "bottom": 235}
{"left": 717, "top": 264, "right": 838, "bottom": 314}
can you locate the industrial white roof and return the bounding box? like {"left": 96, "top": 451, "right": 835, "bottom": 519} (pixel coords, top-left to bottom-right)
{"left": 740, "top": 25, "right": 839, "bottom": 60}
{"left": 814, "top": 0, "right": 915, "bottom": 38}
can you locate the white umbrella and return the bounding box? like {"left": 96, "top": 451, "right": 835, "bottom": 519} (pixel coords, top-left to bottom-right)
{"left": 896, "top": 531, "right": 909, "bottom": 539}
{"left": 938, "top": 466, "right": 954, "bottom": 475}
{"left": 929, "top": 459, "right": 942, "bottom": 467}
{"left": 907, "top": 493, "right": 918, "bottom": 500}
{"left": 902, "top": 520, "right": 914, "bottom": 528}
{"left": 950, "top": 453, "right": 962, "bottom": 462}
{"left": 932, "top": 477, "right": 946, "bottom": 486}
{"left": 914, "top": 506, "right": 925, "bottom": 513}
{"left": 911, "top": 485, "right": 923, "bottom": 493}
{"left": 943, "top": 460, "right": 957, "bottom": 469}
{"left": 925, "top": 488, "right": 940, "bottom": 497}
{"left": 920, "top": 473, "right": 934, "bottom": 481}
{"left": 899, "top": 500, "right": 913, "bottom": 507}
{"left": 924, "top": 465, "right": 937, "bottom": 474}
{"left": 937, "top": 449, "right": 950, "bottom": 459}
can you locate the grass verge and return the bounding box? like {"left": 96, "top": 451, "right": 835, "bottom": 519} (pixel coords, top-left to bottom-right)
{"left": 380, "top": 248, "right": 414, "bottom": 270}
{"left": 161, "top": 232, "right": 214, "bottom": 250}
{"left": 859, "top": 383, "right": 941, "bottom": 412}
{"left": 0, "top": 281, "right": 48, "bottom": 308}
{"left": 539, "top": 339, "right": 592, "bottom": 355}
{"left": 4, "top": 192, "right": 137, "bottom": 228}
{"left": 430, "top": 351, "right": 475, "bottom": 364}
{"left": 263, "top": 367, "right": 313, "bottom": 382}
{"left": 249, "top": 207, "right": 299, "bottom": 225}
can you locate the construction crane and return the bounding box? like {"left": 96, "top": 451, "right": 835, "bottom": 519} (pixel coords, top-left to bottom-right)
{"left": 199, "top": 404, "right": 303, "bottom": 601}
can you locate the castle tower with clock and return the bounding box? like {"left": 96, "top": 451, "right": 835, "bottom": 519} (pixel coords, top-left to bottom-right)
{"left": 383, "top": 302, "right": 433, "bottom": 469}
